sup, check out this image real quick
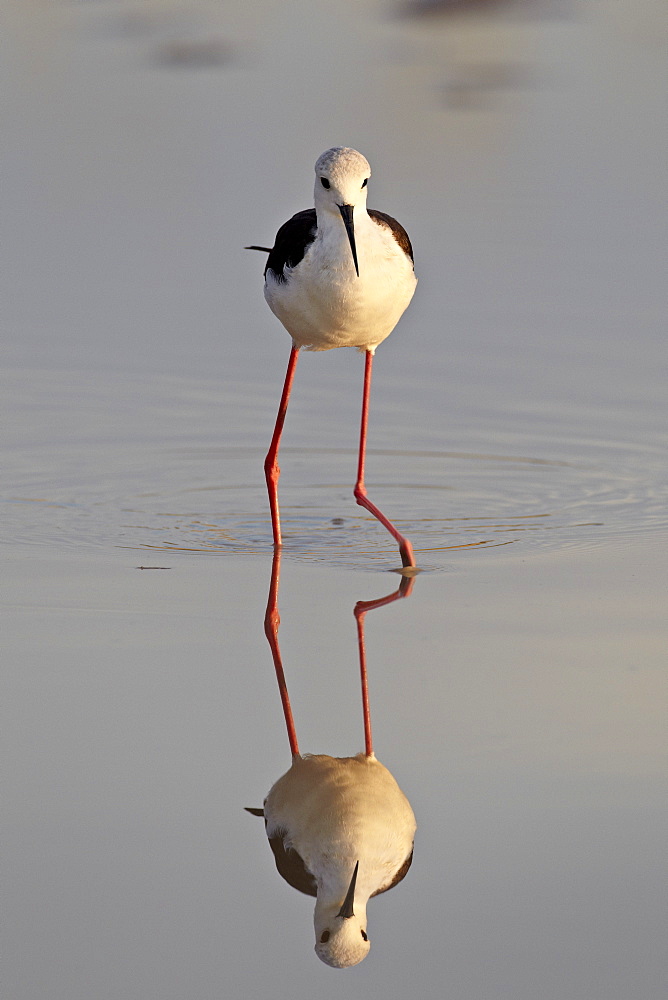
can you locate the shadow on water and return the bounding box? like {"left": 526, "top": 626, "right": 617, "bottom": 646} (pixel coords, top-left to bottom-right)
{"left": 245, "top": 549, "right": 417, "bottom": 968}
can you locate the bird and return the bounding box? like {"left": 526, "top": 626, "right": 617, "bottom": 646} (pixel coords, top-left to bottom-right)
{"left": 246, "top": 549, "right": 417, "bottom": 968}
{"left": 247, "top": 146, "right": 418, "bottom": 568}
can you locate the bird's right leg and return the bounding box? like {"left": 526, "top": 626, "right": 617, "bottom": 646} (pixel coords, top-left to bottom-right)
{"left": 265, "top": 345, "right": 299, "bottom": 548}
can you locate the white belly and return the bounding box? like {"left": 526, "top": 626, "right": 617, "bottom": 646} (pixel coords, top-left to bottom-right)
{"left": 264, "top": 223, "right": 417, "bottom": 353}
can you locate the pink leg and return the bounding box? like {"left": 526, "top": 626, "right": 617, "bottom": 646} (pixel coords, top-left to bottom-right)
{"left": 264, "top": 547, "right": 300, "bottom": 758}
{"left": 265, "top": 346, "right": 299, "bottom": 548}
{"left": 354, "top": 575, "right": 415, "bottom": 757}
{"left": 354, "top": 351, "right": 416, "bottom": 568}
{"left": 356, "top": 611, "right": 374, "bottom": 757}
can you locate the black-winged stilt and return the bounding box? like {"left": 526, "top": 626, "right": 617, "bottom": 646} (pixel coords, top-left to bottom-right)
{"left": 248, "top": 147, "right": 418, "bottom": 568}
{"left": 246, "top": 550, "right": 417, "bottom": 968}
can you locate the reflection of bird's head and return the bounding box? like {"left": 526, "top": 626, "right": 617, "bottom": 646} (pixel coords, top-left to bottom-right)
{"left": 313, "top": 860, "right": 371, "bottom": 968}
{"left": 315, "top": 914, "right": 370, "bottom": 968}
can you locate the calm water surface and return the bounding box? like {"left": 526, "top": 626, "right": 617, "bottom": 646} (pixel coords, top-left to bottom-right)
{"left": 3, "top": 1, "right": 666, "bottom": 998}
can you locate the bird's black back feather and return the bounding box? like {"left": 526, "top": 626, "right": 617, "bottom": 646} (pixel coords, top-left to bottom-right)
{"left": 368, "top": 210, "right": 414, "bottom": 264}
{"left": 265, "top": 209, "right": 317, "bottom": 283}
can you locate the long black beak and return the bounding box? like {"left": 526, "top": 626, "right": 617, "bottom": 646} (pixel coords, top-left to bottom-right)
{"left": 338, "top": 204, "right": 359, "bottom": 277}
{"left": 337, "top": 861, "right": 359, "bottom": 919}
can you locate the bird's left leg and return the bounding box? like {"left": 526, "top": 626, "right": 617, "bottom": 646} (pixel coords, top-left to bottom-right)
{"left": 354, "top": 350, "right": 416, "bottom": 568}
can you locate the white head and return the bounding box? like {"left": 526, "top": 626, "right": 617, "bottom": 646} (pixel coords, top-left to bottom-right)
{"left": 314, "top": 147, "right": 371, "bottom": 212}
{"left": 313, "top": 860, "right": 371, "bottom": 968}
{"left": 313, "top": 147, "right": 372, "bottom": 277}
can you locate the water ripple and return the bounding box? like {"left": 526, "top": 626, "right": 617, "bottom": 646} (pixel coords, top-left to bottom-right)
{"left": 5, "top": 445, "right": 666, "bottom": 570}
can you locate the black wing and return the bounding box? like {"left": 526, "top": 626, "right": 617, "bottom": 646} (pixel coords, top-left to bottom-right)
{"left": 371, "top": 846, "right": 414, "bottom": 897}
{"left": 265, "top": 209, "right": 318, "bottom": 282}
{"left": 268, "top": 829, "right": 318, "bottom": 897}
{"left": 368, "top": 209, "right": 414, "bottom": 264}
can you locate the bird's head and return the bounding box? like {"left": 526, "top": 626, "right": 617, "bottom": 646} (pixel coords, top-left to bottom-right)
{"left": 313, "top": 147, "right": 371, "bottom": 277}
{"left": 313, "top": 860, "right": 371, "bottom": 968}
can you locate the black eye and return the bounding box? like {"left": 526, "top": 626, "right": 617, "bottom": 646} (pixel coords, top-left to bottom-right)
{"left": 361, "top": 930, "right": 368, "bottom": 941}
{"left": 320, "top": 177, "right": 330, "bottom": 189}
{"left": 361, "top": 178, "right": 368, "bottom": 188}
{"left": 320, "top": 930, "right": 330, "bottom": 943}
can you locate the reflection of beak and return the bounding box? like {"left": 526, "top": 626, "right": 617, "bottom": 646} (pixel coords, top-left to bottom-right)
{"left": 337, "top": 204, "right": 359, "bottom": 277}
{"left": 337, "top": 861, "right": 359, "bottom": 919}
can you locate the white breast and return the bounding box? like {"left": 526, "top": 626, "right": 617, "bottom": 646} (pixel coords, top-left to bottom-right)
{"left": 265, "top": 214, "right": 417, "bottom": 354}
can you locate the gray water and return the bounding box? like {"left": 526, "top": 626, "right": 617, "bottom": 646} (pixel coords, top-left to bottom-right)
{"left": 3, "top": 2, "right": 666, "bottom": 998}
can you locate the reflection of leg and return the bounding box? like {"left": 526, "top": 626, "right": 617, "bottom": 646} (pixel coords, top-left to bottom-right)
{"left": 264, "top": 548, "right": 300, "bottom": 757}
{"left": 355, "top": 609, "right": 374, "bottom": 758}
{"left": 353, "top": 351, "right": 416, "bottom": 568}
{"left": 354, "top": 575, "right": 415, "bottom": 759}
{"left": 264, "top": 346, "right": 299, "bottom": 548}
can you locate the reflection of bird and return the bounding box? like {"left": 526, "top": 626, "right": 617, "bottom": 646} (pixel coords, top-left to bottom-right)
{"left": 262, "top": 755, "right": 415, "bottom": 968}
{"left": 247, "top": 146, "right": 418, "bottom": 568}
{"left": 247, "top": 551, "right": 416, "bottom": 968}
